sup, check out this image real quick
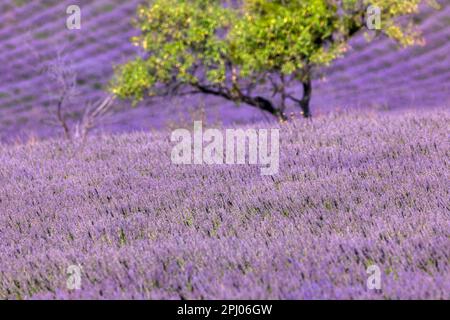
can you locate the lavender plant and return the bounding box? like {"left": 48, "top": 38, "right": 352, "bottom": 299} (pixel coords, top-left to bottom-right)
{"left": 0, "top": 110, "right": 448, "bottom": 299}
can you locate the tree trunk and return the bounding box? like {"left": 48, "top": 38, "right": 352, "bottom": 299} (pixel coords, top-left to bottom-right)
{"left": 242, "top": 96, "right": 287, "bottom": 121}
{"left": 194, "top": 83, "right": 286, "bottom": 121}
{"left": 299, "top": 79, "right": 312, "bottom": 118}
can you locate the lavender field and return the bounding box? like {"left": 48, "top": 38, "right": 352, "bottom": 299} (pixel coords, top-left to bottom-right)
{"left": 0, "top": 111, "right": 449, "bottom": 299}
{"left": 0, "top": 0, "right": 449, "bottom": 300}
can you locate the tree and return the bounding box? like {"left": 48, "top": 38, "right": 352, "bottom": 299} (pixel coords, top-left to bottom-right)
{"left": 110, "top": 0, "right": 438, "bottom": 119}
{"left": 32, "top": 45, "right": 115, "bottom": 141}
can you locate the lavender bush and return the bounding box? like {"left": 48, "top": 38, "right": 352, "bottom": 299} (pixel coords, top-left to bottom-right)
{"left": 0, "top": 110, "right": 448, "bottom": 299}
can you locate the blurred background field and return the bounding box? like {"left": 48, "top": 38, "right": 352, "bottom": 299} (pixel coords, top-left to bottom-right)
{"left": 0, "top": 0, "right": 449, "bottom": 142}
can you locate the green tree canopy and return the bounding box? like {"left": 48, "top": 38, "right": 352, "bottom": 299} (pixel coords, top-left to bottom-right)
{"left": 111, "top": 0, "right": 438, "bottom": 119}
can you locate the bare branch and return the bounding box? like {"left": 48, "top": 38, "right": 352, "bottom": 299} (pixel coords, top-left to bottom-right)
{"left": 74, "top": 95, "right": 116, "bottom": 142}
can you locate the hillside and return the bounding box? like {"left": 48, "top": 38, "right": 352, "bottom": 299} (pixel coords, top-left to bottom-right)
{"left": 0, "top": 0, "right": 449, "bottom": 141}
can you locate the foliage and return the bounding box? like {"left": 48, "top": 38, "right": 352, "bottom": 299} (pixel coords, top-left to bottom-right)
{"left": 111, "top": 0, "right": 438, "bottom": 118}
